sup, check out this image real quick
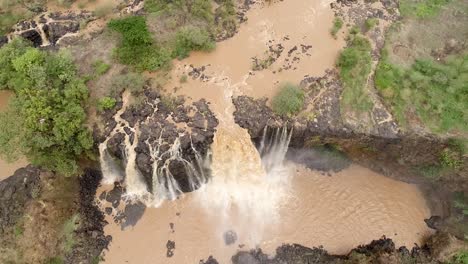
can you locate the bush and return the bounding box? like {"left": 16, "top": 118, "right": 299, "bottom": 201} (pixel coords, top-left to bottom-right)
{"left": 364, "top": 18, "right": 379, "bottom": 31}
{"left": 172, "top": 26, "right": 215, "bottom": 59}
{"left": 110, "top": 72, "right": 146, "bottom": 96}
{"left": 337, "top": 35, "right": 373, "bottom": 112}
{"left": 271, "top": 83, "right": 305, "bottom": 116}
{"left": 97, "top": 97, "right": 116, "bottom": 111}
{"left": 330, "top": 17, "right": 343, "bottom": 38}
{"left": 0, "top": 39, "right": 93, "bottom": 176}
{"left": 108, "top": 16, "right": 171, "bottom": 71}
{"left": 400, "top": 0, "right": 451, "bottom": 18}
{"left": 449, "top": 250, "right": 468, "bottom": 264}
{"left": 375, "top": 53, "right": 468, "bottom": 133}
{"left": 92, "top": 60, "right": 110, "bottom": 76}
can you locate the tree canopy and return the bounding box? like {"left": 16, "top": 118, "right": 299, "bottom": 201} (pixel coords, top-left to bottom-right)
{"left": 0, "top": 38, "right": 93, "bottom": 176}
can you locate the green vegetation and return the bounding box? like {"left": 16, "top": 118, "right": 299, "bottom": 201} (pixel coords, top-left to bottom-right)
{"left": 375, "top": 53, "right": 468, "bottom": 133}
{"left": 179, "top": 74, "right": 188, "bottom": 83}
{"left": 145, "top": 0, "right": 213, "bottom": 21}
{"left": 449, "top": 250, "right": 468, "bottom": 264}
{"left": 400, "top": 0, "right": 452, "bottom": 19}
{"left": 271, "top": 83, "right": 305, "bottom": 116}
{"left": 172, "top": 26, "right": 215, "bottom": 59}
{"left": 108, "top": 16, "right": 171, "bottom": 71}
{"left": 97, "top": 97, "right": 116, "bottom": 111}
{"left": 92, "top": 60, "right": 110, "bottom": 76}
{"left": 0, "top": 39, "right": 93, "bottom": 176}
{"left": 0, "top": 0, "right": 39, "bottom": 35}
{"left": 364, "top": 18, "right": 379, "bottom": 31}
{"left": 61, "top": 214, "right": 80, "bottom": 253}
{"left": 46, "top": 257, "right": 64, "bottom": 264}
{"left": 337, "top": 34, "right": 373, "bottom": 112}
{"left": 330, "top": 17, "right": 343, "bottom": 38}
{"left": 110, "top": 72, "right": 146, "bottom": 96}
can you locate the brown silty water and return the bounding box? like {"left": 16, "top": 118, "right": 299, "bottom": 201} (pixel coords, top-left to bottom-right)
{"left": 0, "top": 90, "right": 28, "bottom": 180}
{"left": 100, "top": 0, "right": 433, "bottom": 262}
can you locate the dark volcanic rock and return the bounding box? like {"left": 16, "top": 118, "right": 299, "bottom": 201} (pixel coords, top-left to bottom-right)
{"left": 231, "top": 237, "right": 438, "bottom": 264}
{"left": 20, "top": 30, "right": 43, "bottom": 47}
{"left": 0, "top": 166, "right": 41, "bottom": 234}
{"left": 104, "top": 92, "right": 218, "bottom": 194}
{"left": 224, "top": 230, "right": 238, "bottom": 245}
{"left": 65, "top": 169, "right": 110, "bottom": 264}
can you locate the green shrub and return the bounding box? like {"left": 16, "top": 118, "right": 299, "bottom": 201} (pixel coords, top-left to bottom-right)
{"left": 271, "top": 83, "right": 305, "bottom": 116}
{"left": 172, "top": 26, "right": 215, "bottom": 59}
{"left": 400, "top": 0, "right": 452, "bottom": 18}
{"left": 375, "top": 53, "right": 468, "bottom": 133}
{"left": 0, "top": 39, "right": 93, "bottom": 176}
{"left": 179, "top": 74, "right": 188, "bottom": 83}
{"left": 111, "top": 72, "right": 146, "bottom": 96}
{"left": 46, "top": 257, "right": 64, "bottom": 264}
{"left": 449, "top": 250, "right": 468, "bottom": 264}
{"left": 364, "top": 18, "right": 379, "bottom": 31}
{"left": 330, "top": 17, "right": 343, "bottom": 38}
{"left": 108, "top": 16, "right": 171, "bottom": 71}
{"left": 61, "top": 214, "right": 80, "bottom": 253}
{"left": 92, "top": 60, "right": 110, "bottom": 76}
{"left": 337, "top": 35, "right": 373, "bottom": 112}
{"left": 97, "top": 97, "right": 116, "bottom": 111}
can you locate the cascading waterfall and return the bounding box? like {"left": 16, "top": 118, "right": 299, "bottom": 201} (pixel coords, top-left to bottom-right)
{"left": 146, "top": 132, "right": 209, "bottom": 206}
{"left": 195, "top": 125, "right": 293, "bottom": 244}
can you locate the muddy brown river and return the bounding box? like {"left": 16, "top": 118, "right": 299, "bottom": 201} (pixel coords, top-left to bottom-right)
{"left": 101, "top": 164, "right": 432, "bottom": 264}
{"left": 99, "top": 0, "right": 433, "bottom": 262}
{"left": 0, "top": 90, "right": 28, "bottom": 180}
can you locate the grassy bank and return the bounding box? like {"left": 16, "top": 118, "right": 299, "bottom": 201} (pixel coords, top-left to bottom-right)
{"left": 337, "top": 34, "right": 373, "bottom": 113}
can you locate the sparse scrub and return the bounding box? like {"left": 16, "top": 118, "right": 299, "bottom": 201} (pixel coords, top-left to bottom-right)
{"left": 94, "top": 2, "right": 114, "bottom": 18}
{"left": 110, "top": 72, "right": 146, "bottom": 96}
{"left": 271, "top": 83, "right": 305, "bottom": 116}
{"left": 61, "top": 214, "right": 80, "bottom": 253}
{"left": 375, "top": 52, "right": 468, "bottom": 133}
{"left": 399, "top": 0, "right": 452, "bottom": 18}
{"left": 108, "top": 16, "right": 171, "bottom": 71}
{"left": 179, "top": 74, "right": 188, "bottom": 83}
{"left": 337, "top": 34, "right": 373, "bottom": 112}
{"left": 330, "top": 17, "right": 343, "bottom": 38}
{"left": 172, "top": 26, "right": 215, "bottom": 59}
{"left": 449, "top": 250, "right": 468, "bottom": 264}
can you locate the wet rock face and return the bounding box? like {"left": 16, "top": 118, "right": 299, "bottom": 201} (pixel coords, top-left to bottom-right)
{"left": 103, "top": 90, "right": 218, "bottom": 193}
{"left": 0, "top": 166, "right": 41, "bottom": 235}
{"left": 2, "top": 11, "right": 93, "bottom": 48}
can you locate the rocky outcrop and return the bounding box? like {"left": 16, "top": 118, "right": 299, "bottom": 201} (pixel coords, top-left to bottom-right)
{"left": 228, "top": 234, "right": 465, "bottom": 264}
{"left": 0, "top": 166, "right": 41, "bottom": 236}
{"left": 3, "top": 11, "right": 94, "bottom": 47}
{"left": 65, "top": 168, "right": 110, "bottom": 264}
{"left": 101, "top": 89, "right": 218, "bottom": 193}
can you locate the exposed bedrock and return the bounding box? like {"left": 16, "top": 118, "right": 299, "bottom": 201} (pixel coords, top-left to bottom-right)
{"left": 99, "top": 89, "right": 218, "bottom": 193}
{"left": 232, "top": 90, "right": 467, "bottom": 192}
{"left": 227, "top": 232, "right": 467, "bottom": 264}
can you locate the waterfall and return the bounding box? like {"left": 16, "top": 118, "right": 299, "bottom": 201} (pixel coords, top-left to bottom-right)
{"left": 195, "top": 125, "right": 293, "bottom": 244}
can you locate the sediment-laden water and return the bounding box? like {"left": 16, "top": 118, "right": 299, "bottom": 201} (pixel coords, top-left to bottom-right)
{"left": 97, "top": 0, "right": 433, "bottom": 262}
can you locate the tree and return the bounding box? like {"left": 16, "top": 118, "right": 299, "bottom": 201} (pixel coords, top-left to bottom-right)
{"left": 0, "top": 39, "right": 93, "bottom": 176}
